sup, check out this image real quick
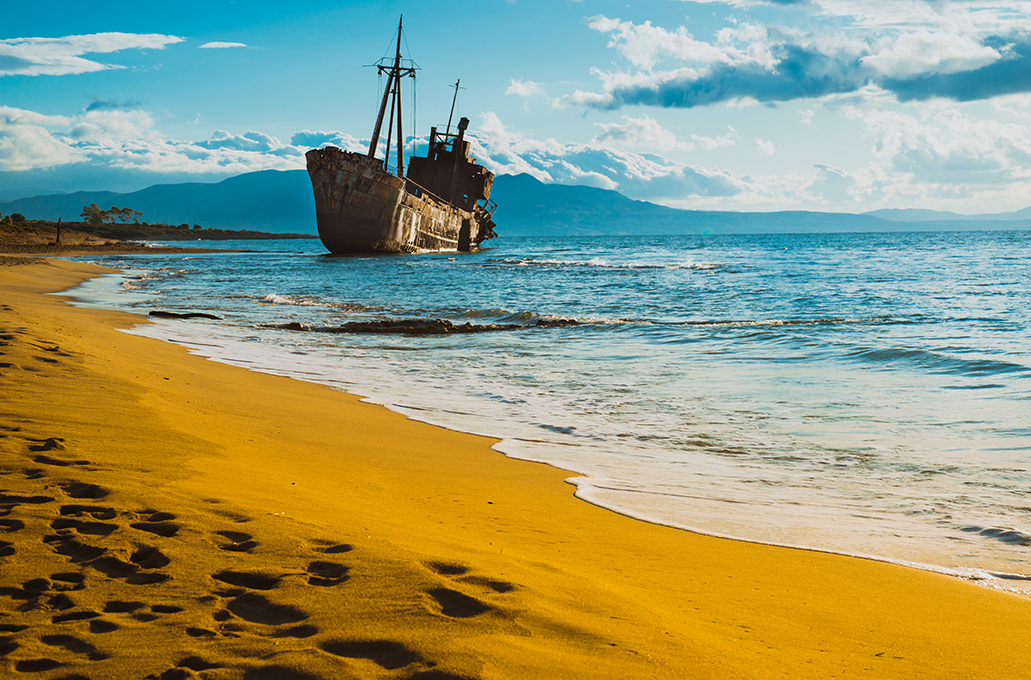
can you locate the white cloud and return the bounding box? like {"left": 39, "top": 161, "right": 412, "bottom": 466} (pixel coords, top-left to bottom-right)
{"left": 586, "top": 16, "right": 734, "bottom": 70}
{"left": 862, "top": 30, "right": 1002, "bottom": 76}
{"left": 692, "top": 127, "right": 739, "bottom": 150}
{"left": 756, "top": 138, "right": 775, "bottom": 154}
{"left": 850, "top": 105, "right": 1031, "bottom": 183}
{"left": 470, "top": 111, "right": 743, "bottom": 200}
{"left": 0, "top": 106, "right": 81, "bottom": 171}
{"left": 807, "top": 163, "right": 856, "bottom": 203}
{"left": 0, "top": 33, "right": 184, "bottom": 77}
{"left": 199, "top": 42, "right": 248, "bottom": 49}
{"left": 593, "top": 115, "right": 690, "bottom": 151}
{"left": 684, "top": 0, "right": 1031, "bottom": 33}
{"left": 290, "top": 130, "right": 366, "bottom": 152}
{"left": 198, "top": 130, "right": 282, "bottom": 153}
{"left": 0, "top": 104, "right": 305, "bottom": 177}
{"left": 70, "top": 109, "right": 155, "bottom": 141}
{"left": 572, "top": 8, "right": 1031, "bottom": 110}
{"left": 506, "top": 78, "right": 545, "bottom": 97}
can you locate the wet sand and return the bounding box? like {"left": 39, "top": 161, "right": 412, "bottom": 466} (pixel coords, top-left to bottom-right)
{"left": 1, "top": 257, "right": 1029, "bottom": 679}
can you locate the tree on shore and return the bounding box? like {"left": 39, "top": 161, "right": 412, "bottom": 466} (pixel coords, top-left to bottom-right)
{"left": 81, "top": 203, "right": 104, "bottom": 226}
{"left": 80, "top": 204, "right": 144, "bottom": 226}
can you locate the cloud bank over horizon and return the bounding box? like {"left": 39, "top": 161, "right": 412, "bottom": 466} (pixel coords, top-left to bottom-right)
{"left": 570, "top": 5, "right": 1031, "bottom": 110}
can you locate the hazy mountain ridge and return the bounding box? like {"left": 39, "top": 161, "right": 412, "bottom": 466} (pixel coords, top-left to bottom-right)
{"left": 2, "top": 169, "right": 1029, "bottom": 236}
{"left": 864, "top": 207, "right": 1031, "bottom": 222}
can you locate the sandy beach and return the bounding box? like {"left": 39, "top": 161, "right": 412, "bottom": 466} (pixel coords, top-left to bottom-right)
{"left": 0, "top": 256, "right": 1029, "bottom": 679}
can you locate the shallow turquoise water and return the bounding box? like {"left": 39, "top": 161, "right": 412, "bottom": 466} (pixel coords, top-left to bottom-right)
{"left": 69, "top": 231, "right": 1031, "bottom": 589}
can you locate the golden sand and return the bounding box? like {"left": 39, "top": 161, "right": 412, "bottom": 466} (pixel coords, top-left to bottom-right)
{"left": 1, "top": 258, "right": 1029, "bottom": 679}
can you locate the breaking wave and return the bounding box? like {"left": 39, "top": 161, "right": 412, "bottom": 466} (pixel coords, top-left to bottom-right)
{"left": 489, "top": 257, "right": 722, "bottom": 271}
{"left": 256, "top": 294, "right": 377, "bottom": 312}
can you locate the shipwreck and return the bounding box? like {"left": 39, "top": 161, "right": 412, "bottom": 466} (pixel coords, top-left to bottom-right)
{"left": 305, "top": 17, "right": 497, "bottom": 254}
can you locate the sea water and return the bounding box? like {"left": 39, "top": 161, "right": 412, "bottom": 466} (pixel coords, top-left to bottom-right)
{"left": 66, "top": 231, "right": 1031, "bottom": 592}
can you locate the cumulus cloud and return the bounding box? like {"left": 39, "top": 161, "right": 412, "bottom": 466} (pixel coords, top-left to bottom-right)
{"left": 0, "top": 107, "right": 81, "bottom": 171}
{"left": 850, "top": 105, "right": 1031, "bottom": 183}
{"left": 506, "top": 78, "right": 546, "bottom": 97}
{"left": 197, "top": 130, "right": 284, "bottom": 153}
{"left": 290, "top": 130, "right": 366, "bottom": 152}
{"left": 571, "top": 8, "right": 1031, "bottom": 109}
{"left": 0, "top": 33, "right": 184, "bottom": 77}
{"left": 469, "top": 112, "right": 743, "bottom": 200}
{"left": 199, "top": 42, "right": 248, "bottom": 49}
{"left": 0, "top": 104, "right": 307, "bottom": 178}
{"left": 593, "top": 115, "right": 690, "bottom": 151}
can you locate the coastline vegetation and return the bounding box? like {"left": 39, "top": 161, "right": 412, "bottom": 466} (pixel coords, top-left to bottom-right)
{"left": 0, "top": 205, "right": 315, "bottom": 242}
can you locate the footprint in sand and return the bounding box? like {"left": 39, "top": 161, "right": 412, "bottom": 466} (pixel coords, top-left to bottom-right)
{"left": 422, "top": 560, "right": 516, "bottom": 617}
{"left": 426, "top": 560, "right": 517, "bottom": 593}
{"left": 0, "top": 635, "right": 18, "bottom": 656}
{"left": 14, "top": 658, "right": 65, "bottom": 673}
{"left": 89, "top": 619, "right": 119, "bottom": 634}
{"left": 52, "top": 610, "right": 100, "bottom": 624}
{"left": 312, "top": 540, "right": 352, "bottom": 554}
{"left": 60, "top": 504, "right": 117, "bottom": 520}
{"left": 92, "top": 555, "right": 170, "bottom": 585}
{"left": 216, "top": 530, "right": 258, "bottom": 553}
{"left": 44, "top": 535, "right": 106, "bottom": 563}
{"left": 40, "top": 633, "right": 109, "bottom": 661}
{"left": 212, "top": 570, "right": 281, "bottom": 591}
{"left": 225, "top": 593, "right": 309, "bottom": 626}
{"left": 33, "top": 454, "right": 91, "bottom": 467}
{"left": 50, "top": 572, "right": 86, "bottom": 591}
{"left": 0, "top": 519, "right": 26, "bottom": 532}
{"left": 130, "top": 521, "right": 180, "bottom": 538}
{"left": 270, "top": 624, "right": 319, "bottom": 639}
{"left": 47, "top": 593, "right": 75, "bottom": 611}
{"left": 305, "top": 561, "right": 348, "bottom": 587}
{"left": 131, "top": 511, "right": 180, "bottom": 538}
{"left": 103, "top": 600, "right": 145, "bottom": 613}
{"left": 104, "top": 600, "right": 179, "bottom": 622}
{"left": 427, "top": 588, "right": 491, "bottom": 618}
{"left": 0, "top": 492, "right": 54, "bottom": 505}
{"left": 51, "top": 517, "right": 119, "bottom": 537}
{"left": 59, "top": 482, "right": 108, "bottom": 500}
{"left": 131, "top": 546, "right": 171, "bottom": 570}
{"left": 320, "top": 639, "right": 424, "bottom": 670}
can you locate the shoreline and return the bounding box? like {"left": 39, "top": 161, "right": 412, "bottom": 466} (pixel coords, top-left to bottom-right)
{"left": 2, "top": 257, "right": 1030, "bottom": 678}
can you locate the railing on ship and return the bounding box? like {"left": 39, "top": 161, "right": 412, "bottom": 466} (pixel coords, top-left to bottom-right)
{"left": 402, "top": 175, "right": 497, "bottom": 216}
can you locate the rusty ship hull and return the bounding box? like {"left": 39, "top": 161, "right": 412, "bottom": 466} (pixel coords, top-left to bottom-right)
{"left": 306, "top": 147, "right": 490, "bottom": 254}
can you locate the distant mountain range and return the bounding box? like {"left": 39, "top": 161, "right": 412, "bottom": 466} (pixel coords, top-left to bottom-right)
{"left": 2, "top": 169, "right": 1029, "bottom": 236}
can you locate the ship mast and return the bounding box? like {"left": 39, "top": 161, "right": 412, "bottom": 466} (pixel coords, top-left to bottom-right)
{"left": 368, "top": 16, "right": 417, "bottom": 178}
{"left": 444, "top": 79, "right": 463, "bottom": 138}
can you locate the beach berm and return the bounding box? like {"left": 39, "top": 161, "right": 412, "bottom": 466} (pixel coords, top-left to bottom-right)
{"left": 1, "top": 257, "right": 1029, "bottom": 679}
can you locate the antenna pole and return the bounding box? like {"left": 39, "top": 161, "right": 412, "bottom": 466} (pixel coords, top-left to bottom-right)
{"left": 445, "top": 79, "right": 460, "bottom": 137}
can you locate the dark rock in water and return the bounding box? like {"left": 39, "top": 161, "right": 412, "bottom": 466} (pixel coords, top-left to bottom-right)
{"left": 149, "top": 311, "right": 222, "bottom": 320}
{"left": 534, "top": 318, "right": 580, "bottom": 328}
{"left": 273, "top": 317, "right": 581, "bottom": 336}
{"left": 325, "top": 319, "right": 520, "bottom": 335}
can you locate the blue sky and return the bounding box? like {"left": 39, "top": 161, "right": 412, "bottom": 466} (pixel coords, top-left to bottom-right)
{"left": 3, "top": 0, "right": 1031, "bottom": 213}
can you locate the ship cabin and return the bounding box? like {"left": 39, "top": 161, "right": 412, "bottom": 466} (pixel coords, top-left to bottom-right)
{"left": 406, "top": 117, "right": 495, "bottom": 216}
